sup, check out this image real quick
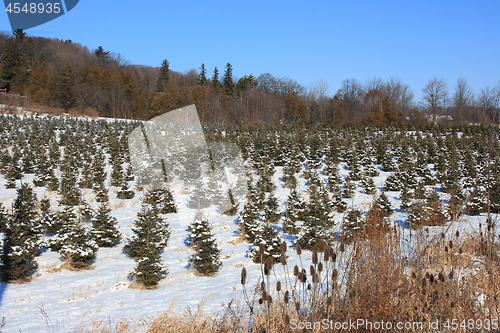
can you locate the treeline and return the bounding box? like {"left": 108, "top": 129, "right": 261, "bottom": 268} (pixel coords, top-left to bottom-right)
{"left": 0, "top": 30, "right": 499, "bottom": 126}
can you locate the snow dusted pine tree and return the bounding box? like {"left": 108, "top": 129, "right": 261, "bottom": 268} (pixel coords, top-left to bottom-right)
{"left": 282, "top": 189, "right": 306, "bottom": 235}
{"left": 2, "top": 184, "right": 41, "bottom": 281}
{"left": 250, "top": 222, "right": 284, "bottom": 263}
{"left": 51, "top": 206, "right": 98, "bottom": 269}
{"left": 187, "top": 212, "right": 222, "bottom": 275}
{"left": 124, "top": 196, "right": 170, "bottom": 288}
{"left": 92, "top": 202, "right": 121, "bottom": 247}
{"left": 123, "top": 193, "right": 171, "bottom": 259}
{"left": 239, "top": 191, "right": 260, "bottom": 243}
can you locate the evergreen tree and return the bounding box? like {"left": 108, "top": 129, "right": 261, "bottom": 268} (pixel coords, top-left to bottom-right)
{"left": 125, "top": 196, "right": 169, "bottom": 288}
{"left": 223, "top": 189, "right": 238, "bottom": 216}
{"left": 222, "top": 63, "right": 234, "bottom": 97}
{"left": 296, "top": 219, "right": 327, "bottom": 250}
{"left": 58, "top": 157, "right": 82, "bottom": 207}
{"left": 187, "top": 212, "right": 222, "bottom": 275}
{"left": 123, "top": 197, "right": 171, "bottom": 259}
{"left": 110, "top": 154, "right": 124, "bottom": 187}
{"left": 282, "top": 190, "right": 306, "bottom": 235}
{"left": 331, "top": 191, "right": 347, "bottom": 212}
{"left": 2, "top": 184, "right": 40, "bottom": 281}
{"left": 38, "top": 198, "right": 62, "bottom": 235}
{"left": 198, "top": 63, "right": 207, "bottom": 85}
{"left": 341, "top": 208, "right": 364, "bottom": 243}
{"left": 156, "top": 59, "right": 170, "bottom": 93}
{"left": 117, "top": 181, "right": 135, "bottom": 199}
{"left": 250, "top": 222, "right": 285, "bottom": 263}
{"left": 50, "top": 206, "right": 98, "bottom": 269}
{"left": 239, "top": 194, "right": 261, "bottom": 243}
{"left": 92, "top": 202, "right": 121, "bottom": 247}
{"left": 361, "top": 175, "right": 376, "bottom": 195}
{"left": 212, "top": 67, "right": 221, "bottom": 91}
{"left": 342, "top": 176, "right": 356, "bottom": 198}
{"left": 374, "top": 191, "right": 394, "bottom": 217}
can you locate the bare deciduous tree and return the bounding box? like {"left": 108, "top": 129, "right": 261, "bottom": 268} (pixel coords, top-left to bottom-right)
{"left": 453, "top": 77, "right": 474, "bottom": 123}
{"left": 422, "top": 77, "right": 448, "bottom": 123}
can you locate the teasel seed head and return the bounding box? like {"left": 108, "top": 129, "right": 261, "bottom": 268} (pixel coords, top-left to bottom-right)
{"left": 318, "top": 262, "right": 323, "bottom": 273}
{"left": 241, "top": 268, "right": 247, "bottom": 285}
{"left": 312, "top": 251, "right": 318, "bottom": 265}
{"left": 282, "top": 241, "right": 287, "bottom": 253}
{"left": 276, "top": 281, "right": 281, "bottom": 292}
{"left": 332, "top": 269, "right": 338, "bottom": 281}
{"left": 296, "top": 244, "right": 302, "bottom": 256}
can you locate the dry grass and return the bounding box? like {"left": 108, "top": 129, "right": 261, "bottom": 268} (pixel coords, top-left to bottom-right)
{"left": 78, "top": 213, "right": 500, "bottom": 332}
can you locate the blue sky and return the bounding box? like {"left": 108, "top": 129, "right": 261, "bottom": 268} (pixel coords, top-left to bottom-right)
{"left": 1, "top": 0, "right": 499, "bottom": 101}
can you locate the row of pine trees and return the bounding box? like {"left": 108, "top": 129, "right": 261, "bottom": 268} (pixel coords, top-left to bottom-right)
{"left": 0, "top": 113, "right": 499, "bottom": 287}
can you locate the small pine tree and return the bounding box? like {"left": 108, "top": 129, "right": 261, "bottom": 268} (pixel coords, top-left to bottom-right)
{"left": 341, "top": 208, "right": 364, "bottom": 243}
{"left": 123, "top": 197, "right": 171, "bottom": 259}
{"left": 117, "top": 181, "right": 135, "bottom": 199}
{"left": 239, "top": 197, "right": 260, "bottom": 243}
{"left": 2, "top": 184, "right": 40, "bottom": 281}
{"left": 361, "top": 176, "right": 376, "bottom": 195}
{"left": 342, "top": 176, "right": 356, "bottom": 198}
{"left": 282, "top": 190, "right": 305, "bottom": 235}
{"left": 39, "top": 198, "right": 62, "bottom": 235}
{"left": 296, "top": 220, "right": 327, "bottom": 250}
{"left": 92, "top": 202, "right": 121, "bottom": 247}
{"left": 374, "top": 191, "right": 394, "bottom": 217}
{"left": 129, "top": 251, "right": 167, "bottom": 288}
{"left": 51, "top": 206, "right": 98, "bottom": 269}
{"left": 188, "top": 213, "right": 222, "bottom": 275}
{"left": 331, "top": 191, "right": 347, "bottom": 213}
{"left": 250, "top": 222, "right": 285, "bottom": 263}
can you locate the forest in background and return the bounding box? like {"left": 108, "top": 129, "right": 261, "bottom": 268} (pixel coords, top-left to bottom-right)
{"left": 0, "top": 29, "right": 499, "bottom": 126}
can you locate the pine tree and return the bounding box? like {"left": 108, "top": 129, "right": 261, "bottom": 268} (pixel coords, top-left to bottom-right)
{"left": 341, "top": 208, "right": 364, "bottom": 243}
{"left": 250, "top": 222, "right": 285, "bottom": 263}
{"left": 92, "top": 202, "right": 121, "bottom": 247}
{"left": 156, "top": 59, "right": 170, "bottom": 93}
{"left": 239, "top": 194, "right": 260, "bottom": 243}
{"left": 342, "top": 176, "right": 356, "bottom": 198}
{"left": 125, "top": 196, "right": 169, "bottom": 288}
{"left": 374, "top": 191, "right": 394, "bottom": 217}
{"left": 58, "top": 157, "right": 82, "bottom": 207}
{"left": 2, "top": 184, "right": 40, "bottom": 281}
{"left": 110, "top": 154, "right": 124, "bottom": 187}
{"left": 282, "top": 190, "right": 305, "bottom": 235}
{"left": 361, "top": 175, "right": 376, "bottom": 195}
{"left": 50, "top": 206, "right": 98, "bottom": 269}
{"left": 222, "top": 63, "right": 234, "bottom": 98}
{"left": 331, "top": 191, "right": 347, "bottom": 213}
{"left": 296, "top": 219, "right": 327, "bottom": 250}
{"left": 123, "top": 197, "right": 171, "bottom": 259}
{"left": 38, "top": 198, "right": 62, "bottom": 235}
{"left": 198, "top": 63, "right": 207, "bottom": 85}
{"left": 188, "top": 180, "right": 211, "bottom": 210}
{"left": 187, "top": 212, "right": 222, "bottom": 275}
{"left": 117, "top": 181, "right": 135, "bottom": 199}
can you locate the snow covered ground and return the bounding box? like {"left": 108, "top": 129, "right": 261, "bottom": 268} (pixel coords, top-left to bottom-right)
{"left": 0, "top": 132, "right": 496, "bottom": 332}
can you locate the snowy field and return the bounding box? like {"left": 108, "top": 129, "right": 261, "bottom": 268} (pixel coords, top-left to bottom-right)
{"left": 0, "top": 160, "right": 494, "bottom": 332}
